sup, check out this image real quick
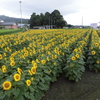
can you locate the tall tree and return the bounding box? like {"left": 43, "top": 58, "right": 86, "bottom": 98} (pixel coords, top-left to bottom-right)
{"left": 40, "top": 13, "right": 45, "bottom": 25}
{"left": 29, "top": 13, "right": 37, "bottom": 28}
{"left": 51, "top": 10, "right": 67, "bottom": 28}
{"left": 44, "top": 12, "right": 51, "bottom": 25}
{"left": 29, "top": 10, "right": 67, "bottom": 28}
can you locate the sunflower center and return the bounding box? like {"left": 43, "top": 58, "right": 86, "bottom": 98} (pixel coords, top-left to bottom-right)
{"left": 16, "top": 75, "right": 19, "bottom": 79}
{"left": 4, "top": 83, "right": 10, "bottom": 88}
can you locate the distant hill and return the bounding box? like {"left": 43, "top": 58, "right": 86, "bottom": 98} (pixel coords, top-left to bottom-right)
{"left": 0, "top": 15, "right": 29, "bottom": 23}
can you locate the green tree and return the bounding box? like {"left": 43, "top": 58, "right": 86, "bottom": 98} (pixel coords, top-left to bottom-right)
{"left": 40, "top": 13, "right": 45, "bottom": 25}
{"left": 44, "top": 12, "right": 51, "bottom": 25}
{"left": 29, "top": 13, "right": 37, "bottom": 28}
{"left": 51, "top": 10, "right": 67, "bottom": 28}
{"left": 29, "top": 10, "right": 67, "bottom": 28}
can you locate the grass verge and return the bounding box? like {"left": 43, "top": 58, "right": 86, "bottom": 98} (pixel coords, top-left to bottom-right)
{"left": 0, "top": 29, "right": 23, "bottom": 35}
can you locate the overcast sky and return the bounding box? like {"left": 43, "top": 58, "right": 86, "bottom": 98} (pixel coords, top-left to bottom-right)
{"left": 0, "top": 0, "right": 100, "bottom": 25}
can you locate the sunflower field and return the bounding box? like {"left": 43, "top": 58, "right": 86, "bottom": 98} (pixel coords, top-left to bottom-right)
{"left": 0, "top": 29, "right": 100, "bottom": 100}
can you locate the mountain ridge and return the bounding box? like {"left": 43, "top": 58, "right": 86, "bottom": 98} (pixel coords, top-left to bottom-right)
{"left": 0, "top": 15, "right": 29, "bottom": 23}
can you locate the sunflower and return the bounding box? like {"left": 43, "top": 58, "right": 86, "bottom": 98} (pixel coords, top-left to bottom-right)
{"left": 70, "top": 64, "right": 73, "bottom": 67}
{"left": 10, "top": 61, "right": 15, "bottom": 66}
{"left": 24, "top": 52, "right": 28, "bottom": 57}
{"left": 49, "top": 70, "right": 52, "bottom": 73}
{"left": 71, "top": 56, "right": 76, "bottom": 60}
{"left": 73, "top": 49, "right": 77, "bottom": 52}
{"left": 41, "top": 60, "right": 46, "bottom": 65}
{"left": 13, "top": 74, "right": 21, "bottom": 81}
{"left": 95, "top": 43, "right": 99, "bottom": 47}
{"left": 54, "top": 62, "right": 56, "bottom": 65}
{"left": 55, "top": 55, "right": 57, "bottom": 59}
{"left": 27, "top": 60, "right": 30, "bottom": 63}
{"left": 11, "top": 53, "right": 14, "bottom": 57}
{"left": 2, "top": 65, "right": 6, "bottom": 69}
{"left": 96, "top": 61, "right": 100, "bottom": 64}
{"left": 10, "top": 57, "right": 14, "bottom": 61}
{"left": 46, "top": 57, "right": 50, "bottom": 61}
{"left": 33, "top": 50, "right": 36, "bottom": 54}
{"left": 3, "top": 53, "right": 7, "bottom": 56}
{"left": 54, "top": 49, "right": 58, "bottom": 54}
{"left": 31, "top": 77, "right": 34, "bottom": 81}
{"left": 75, "top": 54, "right": 80, "bottom": 58}
{"left": 28, "top": 70, "right": 33, "bottom": 75}
{"left": 36, "top": 59, "right": 40, "bottom": 63}
{"left": 0, "top": 54, "right": 2, "bottom": 59}
{"left": 2, "top": 81, "right": 12, "bottom": 90}
{"left": 91, "top": 51, "right": 96, "bottom": 55}
{"left": 2, "top": 68, "right": 7, "bottom": 73}
{"left": 32, "top": 60, "right": 35, "bottom": 64}
{"left": 26, "top": 80, "right": 31, "bottom": 86}
{"left": 52, "top": 55, "right": 55, "bottom": 59}
{"left": 31, "top": 67, "right": 36, "bottom": 74}
{"left": 33, "top": 63, "right": 38, "bottom": 68}
{"left": 62, "top": 52, "right": 65, "bottom": 55}
{"left": 17, "top": 68, "right": 23, "bottom": 75}
{"left": 30, "top": 52, "right": 33, "bottom": 56}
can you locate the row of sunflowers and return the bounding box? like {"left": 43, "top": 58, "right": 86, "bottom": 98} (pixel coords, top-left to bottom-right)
{"left": 0, "top": 29, "right": 100, "bottom": 100}
{"left": 63, "top": 29, "right": 91, "bottom": 82}
{"left": 87, "top": 30, "right": 100, "bottom": 72}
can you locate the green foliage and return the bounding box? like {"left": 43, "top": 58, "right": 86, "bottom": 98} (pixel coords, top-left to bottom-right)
{"left": 87, "top": 30, "right": 100, "bottom": 72}
{"left": 29, "top": 10, "right": 67, "bottom": 28}
{"left": 0, "top": 29, "right": 22, "bottom": 35}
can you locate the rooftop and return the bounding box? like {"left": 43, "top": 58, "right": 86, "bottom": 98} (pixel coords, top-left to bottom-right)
{"left": 0, "top": 22, "right": 16, "bottom": 26}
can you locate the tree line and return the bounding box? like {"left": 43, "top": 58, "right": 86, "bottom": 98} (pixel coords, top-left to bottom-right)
{"left": 29, "top": 10, "right": 67, "bottom": 28}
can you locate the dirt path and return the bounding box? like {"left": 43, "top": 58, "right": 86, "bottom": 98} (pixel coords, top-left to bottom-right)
{"left": 41, "top": 69, "right": 100, "bottom": 100}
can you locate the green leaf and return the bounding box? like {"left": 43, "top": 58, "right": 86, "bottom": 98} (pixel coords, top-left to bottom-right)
{"left": 51, "top": 76, "right": 57, "bottom": 82}
{"left": 52, "top": 70, "right": 56, "bottom": 76}
{"left": 80, "top": 66, "right": 85, "bottom": 72}
{"left": 34, "top": 92, "right": 42, "bottom": 100}
{"left": 29, "top": 86, "right": 35, "bottom": 92}
{"left": 30, "top": 93, "right": 36, "bottom": 100}
{"left": 38, "top": 82, "right": 46, "bottom": 90}
{"left": 24, "top": 91, "right": 29, "bottom": 98}
{"left": 15, "top": 94, "right": 24, "bottom": 100}
{"left": 20, "top": 86, "right": 25, "bottom": 93}
{"left": 43, "top": 69, "right": 49, "bottom": 74}
{"left": 72, "top": 69, "right": 77, "bottom": 75}
{"left": 0, "top": 91, "right": 3, "bottom": 97}
{"left": 0, "top": 91, "right": 5, "bottom": 99}
{"left": 75, "top": 78, "right": 79, "bottom": 82}
{"left": 39, "top": 76, "right": 45, "bottom": 83}
{"left": 0, "top": 71, "right": 3, "bottom": 75}
{"left": 17, "top": 81, "right": 24, "bottom": 85}
{"left": 12, "top": 88, "right": 20, "bottom": 97}
{"left": 24, "top": 86, "right": 28, "bottom": 92}
{"left": 2, "top": 95, "right": 10, "bottom": 100}
{"left": 44, "top": 75, "right": 51, "bottom": 81}
{"left": 5, "top": 90, "right": 11, "bottom": 97}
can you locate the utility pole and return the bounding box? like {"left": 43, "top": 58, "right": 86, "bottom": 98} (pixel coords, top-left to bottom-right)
{"left": 49, "top": 16, "right": 52, "bottom": 29}
{"left": 51, "top": 16, "right": 52, "bottom": 29}
{"left": 19, "top": 1, "right": 22, "bottom": 28}
{"left": 82, "top": 17, "right": 83, "bottom": 26}
{"left": 49, "top": 16, "right": 50, "bottom": 29}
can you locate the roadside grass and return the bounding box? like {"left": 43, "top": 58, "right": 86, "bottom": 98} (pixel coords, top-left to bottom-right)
{"left": 0, "top": 29, "right": 23, "bottom": 35}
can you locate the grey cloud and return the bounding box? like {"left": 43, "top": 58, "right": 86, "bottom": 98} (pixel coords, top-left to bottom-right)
{"left": 0, "top": 0, "right": 81, "bottom": 18}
